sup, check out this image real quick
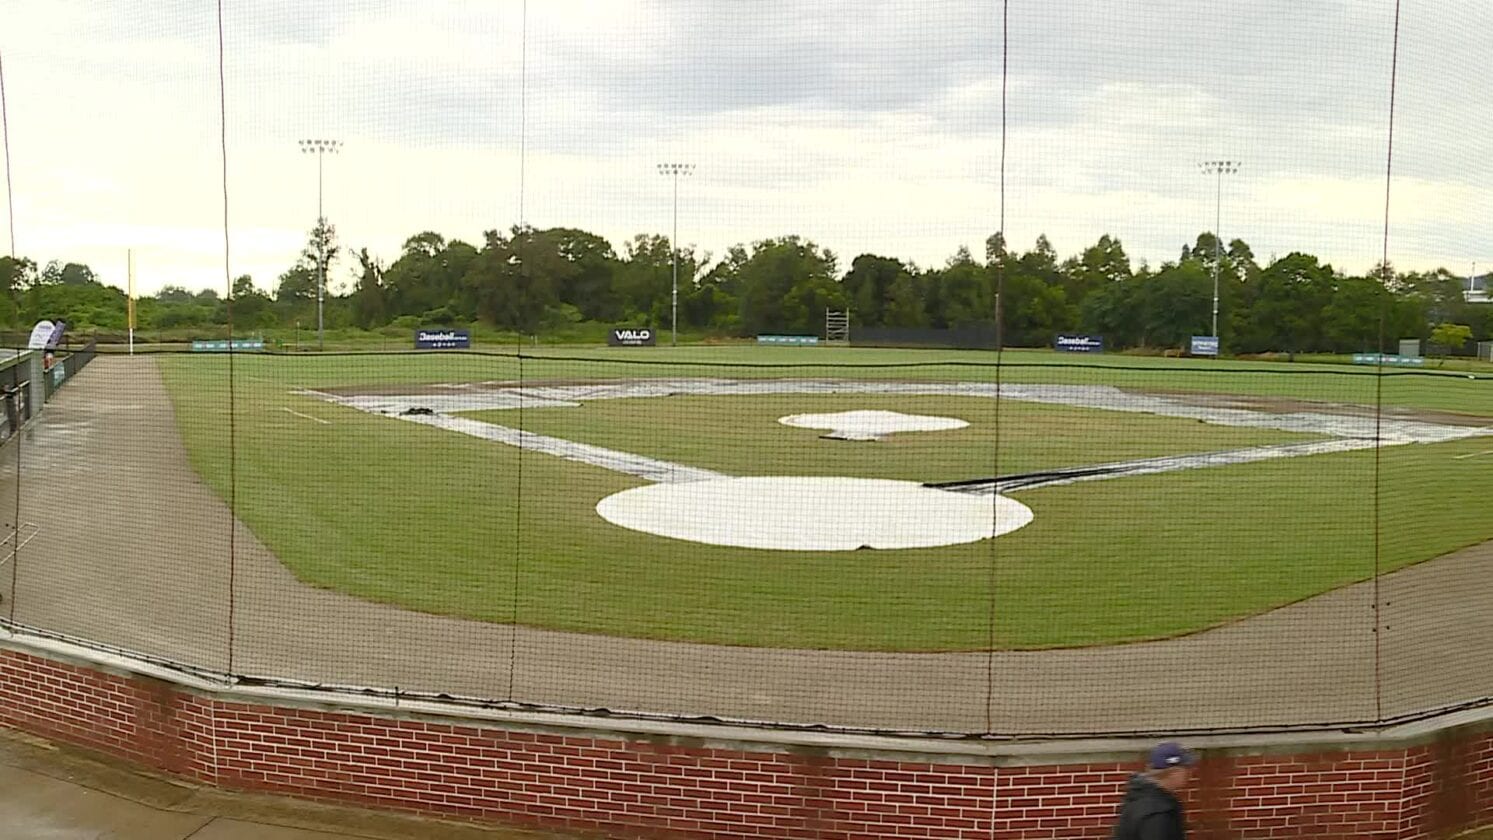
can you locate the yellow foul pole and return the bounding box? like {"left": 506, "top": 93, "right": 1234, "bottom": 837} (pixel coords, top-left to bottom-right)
{"left": 126, "top": 250, "right": 135, "bottom": 355}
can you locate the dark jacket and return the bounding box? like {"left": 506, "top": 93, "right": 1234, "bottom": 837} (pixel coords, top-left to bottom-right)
{"left": 1111, "top": 774, "right": 1186, "bottom": 840}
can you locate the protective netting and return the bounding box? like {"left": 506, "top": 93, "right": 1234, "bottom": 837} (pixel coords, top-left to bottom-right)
{"left": 0, "top": 1, "right": 1490, "bottom": 738}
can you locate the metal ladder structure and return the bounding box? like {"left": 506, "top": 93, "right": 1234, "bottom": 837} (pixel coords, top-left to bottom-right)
{"left": 825, "top": 309, "right": 850, "bottom": 344}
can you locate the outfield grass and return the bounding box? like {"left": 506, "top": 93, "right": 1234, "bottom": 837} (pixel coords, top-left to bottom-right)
{"left": 156, "top": 349, "right": 1493, "bottom": 650}
{"left": 479, "top": 394, "right": 1317, "bottom": 483}
{"left": 192, "top": 344, "right": 1493, "bottom": 417}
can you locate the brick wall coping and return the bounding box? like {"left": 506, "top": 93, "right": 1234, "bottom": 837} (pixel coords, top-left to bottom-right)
{"left": 6, "top": 626, "right": 1492, "bottom": 768}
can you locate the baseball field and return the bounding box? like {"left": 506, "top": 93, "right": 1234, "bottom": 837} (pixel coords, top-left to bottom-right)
{"left": 154, "top": 346, "right": 1493, "bottom": 652}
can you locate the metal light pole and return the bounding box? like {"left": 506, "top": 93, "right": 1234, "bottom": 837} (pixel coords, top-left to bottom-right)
{"left": 1198, "top": 160, "right": 1239, "bottom": 340}
{"left": 299, "top": 139, "right": 341, "bottom": 350}
{"left": 657, "top": 163, "right": 693, "bottom": 346}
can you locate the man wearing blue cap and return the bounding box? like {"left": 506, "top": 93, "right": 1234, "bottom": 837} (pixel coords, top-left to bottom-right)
{"left": 1109, "top": 741, "right": 1197, "bottom": 840}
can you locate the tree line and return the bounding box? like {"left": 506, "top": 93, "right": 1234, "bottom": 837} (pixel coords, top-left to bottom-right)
{"left": 1, "top": 223, "right": 1488, "bottom": 354}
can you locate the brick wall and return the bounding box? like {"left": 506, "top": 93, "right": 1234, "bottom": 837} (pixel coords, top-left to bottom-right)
{"left": 1397, "top": 732, "right": 1493, "bottom": 839}
{"left": 1205, "top": 752, "right": 1411, "bottom": 838}
{"left": 0, "top": 646, "right": 216, "bottom": 779}
{"left": 0, "top": 645, "right": 1489, "bottom": 839}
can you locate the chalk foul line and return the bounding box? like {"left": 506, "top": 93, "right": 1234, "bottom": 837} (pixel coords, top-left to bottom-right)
{"left": 281, "top": 407, "right": 331, "bottom": 425}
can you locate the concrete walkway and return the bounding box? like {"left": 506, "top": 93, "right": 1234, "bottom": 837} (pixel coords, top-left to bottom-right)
{"left": 0, "top": 727, "right": 563, "bottom": 840}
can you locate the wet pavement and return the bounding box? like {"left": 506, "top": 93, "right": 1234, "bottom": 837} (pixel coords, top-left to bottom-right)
{"left": 0, "top": 727, "right": 564, "bottom": 840}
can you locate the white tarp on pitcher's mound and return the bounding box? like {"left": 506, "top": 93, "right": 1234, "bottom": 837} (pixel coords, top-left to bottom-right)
{"left": 596, "top": 476, "right": 1033, "bottom": 551}
{"left": 778, "top": 410, "right": 968, "bottom": 441}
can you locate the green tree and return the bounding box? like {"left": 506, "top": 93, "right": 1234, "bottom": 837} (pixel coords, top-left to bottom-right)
{"left": 1239, "top": 253, "right": 1336, "bottom": 357}
{"left": 350, "top": 249, "right": 388, "bottom": 329}
{"left": 20, "top": 277, "right": 128, "bottom": 330}
{"left": 1001, "top": 271, "right": 1068, "bottom": 346}
{"left": 39, "top": 261, "right": 99, "bottom": 287}
{"left": 229, "top": 275, "right": 273, "bottom": 328}
{"left": 156, "top": 286, "right": 196, "bottom": 304}
{"left": 1139, "top": 262, "right": 1211, "bottom": 348}
{"left": 1080, "top": 272, "right": 1143, "bottom": 346}
{"left": 0, "top": 257, "right": 36, "bottom": 325}
{"left": 615, "top": 234, "right": 674, "bottom": 324}
{"left": 465, "top": 226, "right": 564, "bottom": 334}
{"left": 1400, "top": 269, "right": 1471, "bottom": 334}
{"left": 1060, "top": 234, "right": 1132, "bottom": 309}
{"left": 382, "top": 232, "right": 479, "bottom": 321}
{"left": 302, "top": 218, "right": 340, "bottom": 294}
{"left": 1002, "top": 236, "right": 1072, "bottom": 344}
{"left": 733, "top": 236, "right": 839, "bottom": 335}
{"left": 680, "top": 281, "right": 737, "bottom": 332}
{"left": 541, "top": 228, "right": 620, "bottom": 322}
{"left": 841, "top": 254, "right": 908, "bottom": 326}
{"left": 1429, "top": 322, "right": 1473, "bottom": 363}
{"left": 934, "top": 247, "right": 990, "bottom": 327}
{"left": 882, "top": 271, "right": 930, "bottom": 327}
{"left": 275, "top": 265, "right": 318, "bottom": 303}
{"left": 1079, "top": 260, "right": 1209, "bottom": 350}
{"left": 1321, "top": 275, "right": 1390, "bottom": 353}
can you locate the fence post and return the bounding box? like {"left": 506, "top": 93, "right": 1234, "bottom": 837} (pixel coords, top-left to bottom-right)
{"left": 27, "top": 351, "right": 44, "bottom": 413}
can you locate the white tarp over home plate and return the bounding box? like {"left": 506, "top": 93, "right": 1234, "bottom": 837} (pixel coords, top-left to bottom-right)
{"left": 596, "top": 476, "right": 1034, "bottom": 551}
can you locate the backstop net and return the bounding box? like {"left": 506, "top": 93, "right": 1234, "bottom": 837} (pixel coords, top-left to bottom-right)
{"left": 0, "top": 0, "right": 1489, "bottom": 738}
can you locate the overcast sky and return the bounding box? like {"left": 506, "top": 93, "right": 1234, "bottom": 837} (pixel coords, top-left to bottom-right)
{"left": 2, "top": 0, "right": 1490, "bottom": 295}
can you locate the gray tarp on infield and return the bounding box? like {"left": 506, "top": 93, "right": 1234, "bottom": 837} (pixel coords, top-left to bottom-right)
{"left": 309, "top": 379, "right": 1492, "bottom": 488}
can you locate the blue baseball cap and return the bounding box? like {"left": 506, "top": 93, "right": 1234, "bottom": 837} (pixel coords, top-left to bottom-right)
{"left": 1148, "top": 742, "right": 1198, "bottom": 769}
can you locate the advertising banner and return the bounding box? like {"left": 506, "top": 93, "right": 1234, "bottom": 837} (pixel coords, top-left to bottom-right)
{"left": 1055, "top": 334, "right": 1104, "bottom": 353}
{"left": 44, "top": 321, "right": 67, "bottom": 350}
{"left": 414, "top": 329, "right": 471, "bottom": 350}
{"left": 757, "top": 335, "right": 820, "bottom": 346}
{"left": 191, "top": 339, "right": 266, "bottom": 352}
{"left": 608, "top": 327, "right": 657, "bottom": 346}
{"left": 1352, "top": 353, "right": 1424, "bottom": 366}
{"left": 26, "top": 321, "right": 54, "bottom": 350}
{"left": 1190, "top": 336, "right": 1220, "bottom": 356}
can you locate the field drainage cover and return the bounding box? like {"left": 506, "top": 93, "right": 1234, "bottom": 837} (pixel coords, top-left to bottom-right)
{"left": 596, "top": 476, "right": 1032, "bottom": 551}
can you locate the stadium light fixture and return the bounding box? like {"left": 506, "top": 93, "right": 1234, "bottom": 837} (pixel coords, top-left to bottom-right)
{"left": 1198, "top": 160, "right": 1239, "bottom": 342}
{"left": 300, "top": 139, "right": 342, "bottom": 350}
{"left": 657, "top": 163, "right": 694, "bottom": 347}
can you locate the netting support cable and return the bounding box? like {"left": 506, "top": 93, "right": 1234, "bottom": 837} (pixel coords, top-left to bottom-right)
{"left": 1371, "top": 0, "right": 1402, "bottom": 724}
{"left": 508, "top": 1, "right": 529, "bottom": 694}
{"left": 983, "top": 0, "right": 1009, "bottom": 734}
{"left": 518, "top": 0, "right": 528, "bottom": 226}
{"left": 0, "top": 48, "right": 15, "bottom": 259}
{"left": 215, "top": 0, "right": 239, "bottom": 677}
{"left": 506, "top": 350, "right": 524, "bottom": 702}
{"left": 1, "top": 47, "right": 15, "bottom": 623}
